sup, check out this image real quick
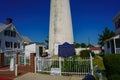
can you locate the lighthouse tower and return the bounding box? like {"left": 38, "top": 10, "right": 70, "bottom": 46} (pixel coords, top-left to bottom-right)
{"left": 49, "top": 0, "right": 74, "bottom": 55}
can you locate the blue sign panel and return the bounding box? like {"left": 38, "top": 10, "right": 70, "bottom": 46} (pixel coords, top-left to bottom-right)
{"left": 58, "top": 42, "right": 75, "bottom": 58}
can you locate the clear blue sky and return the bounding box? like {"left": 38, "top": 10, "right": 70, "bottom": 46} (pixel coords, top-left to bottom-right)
{"left": 0, "top": 0, "right": 120, "bottom": 45}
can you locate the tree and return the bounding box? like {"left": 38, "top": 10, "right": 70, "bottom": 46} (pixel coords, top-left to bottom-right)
{"left": 80, "top": 43, "right": 87, "bottom": 48}
{"left": 87, "top": 44, "right": 94, "bottom": 48}
{"left": 74, "top": 42, "right": 80, "bottom": 48}
{"left": 98, "top": 27, "right": 115, "bottom": 46}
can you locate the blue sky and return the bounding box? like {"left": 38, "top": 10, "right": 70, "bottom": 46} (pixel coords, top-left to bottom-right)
{"left": 0, "top": 0, "right": 120, "bottom": 45}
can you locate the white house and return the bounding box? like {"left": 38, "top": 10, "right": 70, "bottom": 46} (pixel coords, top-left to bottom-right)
{"left": 75, "top": 48, "right": 89, "bottom": 55}
{"left": 25, "top": 42, "right": 46, "bottom": 58}
{"left": 104, "top": 12, "right": 120, "bottom": 54}
{"left": 75, "top": 45, "right": 101, "bottom": 55}
{"left": 0, "top": 18, "right": 23, "bottom": 55}
{"left": 90, "top": 45, "right": 101, "bottom": 54}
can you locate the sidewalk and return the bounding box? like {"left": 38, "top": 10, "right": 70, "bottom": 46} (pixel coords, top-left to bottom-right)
{"left": 14, "top": 73, "right": 83, "bottom": 80}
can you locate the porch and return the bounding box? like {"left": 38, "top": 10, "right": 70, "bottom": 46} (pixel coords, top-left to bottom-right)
{"left": 104, "top": 34, "right": 120, "bottom": 54}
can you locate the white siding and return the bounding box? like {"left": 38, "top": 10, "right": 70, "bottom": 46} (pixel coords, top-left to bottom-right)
{"left": 25, "top": 43, "right": 45, "bottom": 58}
{"left": 104, "top": 43, "right": 111, "bottom": 54}
{"left": 91, "top": 50, "right": 101, "bottom": 54}
{"left": 0, "top": 26, "right": 23, "bottom": 52}
{"left": 75, "top": 48, "right": 90, "bottom": 55}
{"left": 25, "top": 44, "right": 36, "bottom": 58}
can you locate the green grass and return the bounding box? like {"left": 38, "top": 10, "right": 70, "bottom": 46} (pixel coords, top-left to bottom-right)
{"left": 93, "top": 55, "right": 105, "bottom": 70}
{"left": 93, "top": 55, "right": 107, "bottom": 80}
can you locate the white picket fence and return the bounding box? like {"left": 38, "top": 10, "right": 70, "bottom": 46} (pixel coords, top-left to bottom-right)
{"left": 35, "top": 54, "right": 93, "bottom": 76}
{"left": 18, "top": 55, "right": 24, "bottom": 64}
{"left": 18, "top": 55, "right": 30, "bottom": 65}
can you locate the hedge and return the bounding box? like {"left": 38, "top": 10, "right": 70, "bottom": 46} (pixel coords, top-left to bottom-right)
{"left": 108, "top": 75, "right": 120, "bottom": 80}
{"left": 103, "top": 54, "right": 120, "bottom": 80}
{"left": 80, "top": 50, "right": 91, "bottom": 58}
{"left": 99, "top": 52, "right": 105, "bottom": 57}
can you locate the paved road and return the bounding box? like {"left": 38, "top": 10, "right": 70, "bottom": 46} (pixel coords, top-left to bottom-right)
{"left": 14, "top": 73, "right": 83, "bottom": 80}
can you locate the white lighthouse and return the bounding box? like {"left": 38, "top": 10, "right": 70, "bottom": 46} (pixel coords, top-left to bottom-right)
{"left": 49, "top": 0, "right": 74, "bottom": 55}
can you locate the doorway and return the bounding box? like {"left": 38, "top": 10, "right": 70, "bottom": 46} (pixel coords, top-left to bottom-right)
{"left": 39, "top": 47, "right": 43, "bottom": 57}
{"left": 110, "top": 40, "right": 115, "bottom": 54}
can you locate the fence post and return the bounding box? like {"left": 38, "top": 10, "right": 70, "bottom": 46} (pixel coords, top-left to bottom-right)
{"left": 16, "top": 52, "right": 20, "bottom": 64}
{"left": 0, "top": 53, "right": 4, "bottom": 68}
{"left": 90, "top": 53, "right": 93, "bottom": 75}
{"left": 30, "top": 53, "right": 36, "bottom": 72}
{"left": 24, "top": 56, "right": 26, "bottom": 65}
{"left": 59, "top": 57, "right": 61, "bottom": 76}
{"left": 15, "top": 64, "right": 18, "bottom": 76}
{"left": 34, "top": 56, "right": 37, "bottom": 73}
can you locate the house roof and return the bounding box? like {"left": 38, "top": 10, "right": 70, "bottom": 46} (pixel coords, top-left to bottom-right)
{"left": 0, "top": 23, "right": 9, "bottom": 32}
{"left": 90, "top": 47, "right": 100, "bottom": 50}
{"left": 113, "top": 12, "right": 120, "bottom": 22}
{"left": 0, "top": 23, "right": 23, "bottom": 41}
{"left": 104, "top": 34, "right": 120, "bottom": 42}
{"left": 26, "top": 42, "right": 46, "bottom": 47}
{"left": 22, "top": 36, "right": 32, "bottom": 43}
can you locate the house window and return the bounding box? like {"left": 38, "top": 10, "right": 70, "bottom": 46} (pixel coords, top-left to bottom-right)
{"left": 11, "top": 42, "right": 13, "bottom": 48}
{"left": 11, "top": 31, "right": 16, "bottom": 37}
{"left": 115, "top": 39, "right": 120, "bottom": 48}
{"left": 4, "top": 30, "right": 10, "bottom": 36}
{"left": 14, "top": 42, "right": 17, "bottom": 48}
{"left": 115, "top": 19, "right": 120, "bottom": 29}
{"left": 13, "top": 31, "right": 16, "bottom": 37}
{"left": 18, "top": 43, "right": 20, "bottom": 48}
{"left": 5, "top": 41, "right": 11, "bottom": 48}
{"left": 4, "top": 30, "right": 16, "bottom": 37}
{"left": 107, "top": 41, "right": 110, "bottom": 48}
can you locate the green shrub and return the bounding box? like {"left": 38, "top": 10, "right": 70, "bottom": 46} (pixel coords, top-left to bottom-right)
{"left": 99, "top": 52, "right": 105, "bottom": 57}
{"left": 103, "top": 54, "right": 120, "bottom": 78}
{"left": 62, "top": 55, "right": 90, "bottom": 72}
{"left": 62, "top": 55, "right": 80, "bottom": 72}
{"left": 108, "top": 75, "right": 120, "bottom": 80}
{"left": 80, "top": 50, "right": 91, "bottom": 58}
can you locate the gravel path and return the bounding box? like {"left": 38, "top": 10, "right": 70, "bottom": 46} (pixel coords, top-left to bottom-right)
{"left": 14, "top": 73, "right": 83, "bottom": 80}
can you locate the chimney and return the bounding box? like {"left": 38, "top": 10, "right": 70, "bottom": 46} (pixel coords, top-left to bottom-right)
{"left": 6, "top": 18, "right": 12, "bottom": 24}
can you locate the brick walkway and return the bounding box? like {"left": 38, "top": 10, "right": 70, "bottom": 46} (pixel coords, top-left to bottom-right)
{"left": 0, "top": 66, "right": 15, "bottom": 79}
{"left": 0, "top": 65, "right": 85, "bottom": 80}
{"left": 18, "top": 64, "right": 31, "bottom": 75}
{"left": 14, "top": 73, "right": 84, "bottom": 80}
